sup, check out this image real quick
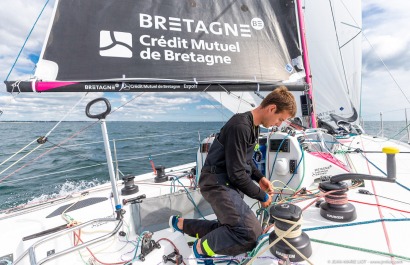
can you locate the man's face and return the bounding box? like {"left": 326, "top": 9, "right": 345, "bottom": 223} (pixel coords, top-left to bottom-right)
{"left": 262, "top": 105, "right": 291, "bottom": 128}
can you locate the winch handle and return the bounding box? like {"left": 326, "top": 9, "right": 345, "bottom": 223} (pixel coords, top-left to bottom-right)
{"left": 383, "top": 147, "right": 399, "bottom": 181}
{"left": 330, "top": 146, "right": 399, "bottom": 183}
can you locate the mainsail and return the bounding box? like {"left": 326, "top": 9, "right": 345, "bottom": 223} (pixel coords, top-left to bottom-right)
{"left": 304, "top": 0, "right": 362, "bottom": 124}
{"left": 5, "top": 0, "right": 305, "bottom": 93}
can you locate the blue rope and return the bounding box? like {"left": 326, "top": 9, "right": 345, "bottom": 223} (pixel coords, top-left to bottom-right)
{"left": 176, "top": 178, "right": 207, "bottom": 219}
{"left": 5, "top": 0, "right": 50, "bottom": 81}
{"left": 360, "top": 153, "right": 410, "bottom": 192}
{"left": 360, "top": 153, "right": 387, "bottom": 176}
{"left": 124, "top": 230, "right": 150, "bottom": 264}
{"left": 170, "top": 174, "right": 185, "bottom": 193}
{"left": 396, "top": 181, "right": 410, "bottom": 192}
{"left": 256, "top": 233, "right": 269, "bottom": 242}
{"left": 303, "top": 218, "right": 410, "bottom": 232}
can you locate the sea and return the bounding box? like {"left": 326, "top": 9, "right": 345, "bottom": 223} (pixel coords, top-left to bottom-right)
{"left": 0, "top": 120, "right": 409, "bottom": 211}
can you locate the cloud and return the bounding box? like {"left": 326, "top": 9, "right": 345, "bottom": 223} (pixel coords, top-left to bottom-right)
{"left": 196, "top": 104, "right": 223, "bottom": 110}
{"left": 361, "top": 0, "right": 410, "bottom": 120}
{"left": 362, "top": 1, "right": 410, "bottom": 73}
{"left": 0, "top": 0, "right": 55, "bottom": 80}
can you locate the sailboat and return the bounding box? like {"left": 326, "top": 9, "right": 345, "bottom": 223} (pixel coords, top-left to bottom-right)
{"left": 2, "top": 0, "right": 410, "bottom": 264}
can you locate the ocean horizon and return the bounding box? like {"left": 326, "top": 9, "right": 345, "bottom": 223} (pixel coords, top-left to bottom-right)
{"left": 1, "top": 120, "right": 409, "bottom": 211}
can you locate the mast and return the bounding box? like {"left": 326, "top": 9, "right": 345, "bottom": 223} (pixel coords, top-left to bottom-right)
{"left": 296, "top": 0, "right": 317, "bottom": 128}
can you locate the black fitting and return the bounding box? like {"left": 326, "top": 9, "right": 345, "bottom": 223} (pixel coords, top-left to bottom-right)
{"left": 37, "top": 136, "right": 47, "bottom": 144}
{"left": 123, "top": 194, "right": 146, "bottom": 205}
{"left": 358, "top": 189, "right": 372, "bottom": 195}
{"left": 163, "top": 251, "right": 183, "bottom": 264}
{"left": 121, "top": 175, "right": 139, "bottom": 196}
{"left": 154, "top": 166, "right": 168, "bottom": 183}
{"left": 315, "top": 199, "right": 324, "bottom": 208}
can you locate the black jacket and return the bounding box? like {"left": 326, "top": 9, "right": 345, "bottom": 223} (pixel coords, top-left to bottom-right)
{"left": 205, "top": 111, "right": 266, "bottom": 201}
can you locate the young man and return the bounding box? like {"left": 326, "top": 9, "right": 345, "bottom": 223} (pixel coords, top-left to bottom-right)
{"left": 170, "top": 86, "right": 297, "bottom": 263}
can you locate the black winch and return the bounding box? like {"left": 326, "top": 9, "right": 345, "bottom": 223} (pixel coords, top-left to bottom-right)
{"left": 154, "top": 165, "right": 168, "bottom": 183}
{"left": 318, "top": 181, "right": 357, "bottom": 222}
{"left": 317, "top": 146, "right": 400, "bottom": 222}
{"left": 121, "top": 175, "right": 139, "bottom": 196}
{"left": 269, "top": 203, "right": 312, "bottom": 262}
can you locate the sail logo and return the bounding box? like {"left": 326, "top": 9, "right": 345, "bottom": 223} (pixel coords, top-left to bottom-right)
{"left": 139, "top": 13, "right": 256, "bottom": 37}
{"left": 250, "top": 18, "right": 264, "bottom": 30}
{"left": 99, "top": 31, "right": 133, "bottom": 58}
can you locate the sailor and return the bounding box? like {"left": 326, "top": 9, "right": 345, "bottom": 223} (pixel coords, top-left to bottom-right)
{"left": 170, "top": 86, "right": 297, "bottom": 263}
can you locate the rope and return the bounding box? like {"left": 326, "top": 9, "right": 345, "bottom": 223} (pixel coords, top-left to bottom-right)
{"left": 0, "top": 138, "right": 37, "bottom": 167}
{"left": 0, "top": 144, "right": 44, "bottom": 182}
{"left": 274, "top": 142, "right": 305, "bottom": 203}
{"left": 118, "top": 147, "right": 197, "bottom": 163}
{"left": 200, "top": 90, "right": 231, "bottom": 121}
{"left": 388, "top": 123, "right": 410, "bottom": 141}
{"left": 273, "top": 216, "right": 302, "bottom": 239}
{"left": 1, "top": 162, "right": 106, "bottom": 185}
{"left": 109, "top": 92, "right": 145, "bottom": 116}
{"left": 363, "top": 38, "right": 410, "bottom": 105}
{"left": 303, "top": 218, "right": 410, "bottom": 232}
{"left": 0, "top": 121, "right": 98, "bottom": 184}
{"left": 320, "top": 189, "right": 348, "bottom": 205}
{"left": 174, "top": 178, "right": 207, "bottom": 220}
{"left": 123, "top": 231, "right": 150, "bottom": 264}
{"left": 0, "top": 94, "right": 88, "bottom": 183}
{"left": 359, "top": 136, "right": 396, "bottom": 264}
{"left": 1, "top": 146, "right": 196, "bottom": 186}
{"left": 44, "top": 93, "right": 89, "bottom": 138}
{"left": 247, "top": 215, "right": 313, "bottom": 265}
{"left": 61, "top": 196, "right": 84, "bottom": 227}
{"left": 5, "top": 0, "right": 50, "bottom": 81}
{"left": 396, "top": 181, "right": 410, "bottom": 192}
{"left": 310, "top": 238, "right": 410, "bottom": 261}
{"left": 353, "top": 146, "right": 410, "bottom": 193}
{"left": 0, "top": 130, "right": 217, "bottom": 157}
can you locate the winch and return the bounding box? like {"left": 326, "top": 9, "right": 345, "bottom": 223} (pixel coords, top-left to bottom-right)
{"left": 269, "top": 203, "right": 312, "bottom": 262}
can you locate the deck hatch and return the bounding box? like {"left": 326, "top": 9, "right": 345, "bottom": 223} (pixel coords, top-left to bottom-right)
{"left": 46, "top": 197, "right": 108, "bottom": 218}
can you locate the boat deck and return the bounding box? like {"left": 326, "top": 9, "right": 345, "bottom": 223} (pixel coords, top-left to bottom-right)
{"left": 1, "top": 134, "right": 409, "bottom": 264}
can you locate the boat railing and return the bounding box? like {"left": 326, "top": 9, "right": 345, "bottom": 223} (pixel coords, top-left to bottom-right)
{"left": 377, "top": 112, "right": 384, "bottom": 137}
{"left": 373, "top": 109, "right": 410, "bottom": 144}
{"left": 13, "top": 218, "right": 122, "bottom": 265}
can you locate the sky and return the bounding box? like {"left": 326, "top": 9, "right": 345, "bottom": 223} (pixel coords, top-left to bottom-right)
{"left": 0, "top": 0, "right": 409, "bottom": 122}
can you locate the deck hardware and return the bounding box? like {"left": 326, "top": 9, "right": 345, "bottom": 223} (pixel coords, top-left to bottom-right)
{"left": 139, "top": 232, "right": 161, "bottom": 261}
{"left": 162, "top": 250, "right": 183, "bottom": 264}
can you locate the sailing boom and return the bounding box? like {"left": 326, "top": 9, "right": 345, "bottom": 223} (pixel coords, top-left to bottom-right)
{"left": 5, "top": 80, "right": 306, "bottom": 93}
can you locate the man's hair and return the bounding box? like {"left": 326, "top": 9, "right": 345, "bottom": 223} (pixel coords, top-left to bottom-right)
{"left": 260, "top": 86, "right": 297, "bottom": 117}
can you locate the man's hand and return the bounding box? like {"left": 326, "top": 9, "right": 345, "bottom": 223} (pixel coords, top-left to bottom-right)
{"left": 260, "top": 194, "right": 272, "bottom": 208}
{"left": 259, "top": 177, "right": 274, "bottom": 196}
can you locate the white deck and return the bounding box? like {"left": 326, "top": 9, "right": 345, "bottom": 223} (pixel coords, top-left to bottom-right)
{"left": 1, "top": 134, "right": 410, "bottom": 264}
